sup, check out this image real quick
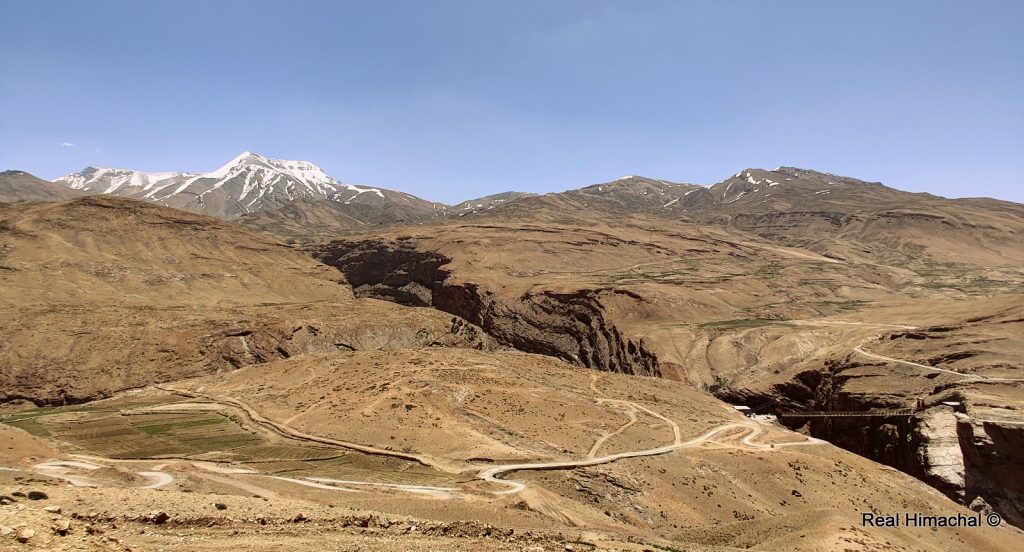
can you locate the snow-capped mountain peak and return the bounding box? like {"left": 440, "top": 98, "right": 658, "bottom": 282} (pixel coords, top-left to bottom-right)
{"left": 57, "top": 166, "right": 193, "bottom": 195}
{"left": 53, "top": 152, "right": 403, "bottom": 219}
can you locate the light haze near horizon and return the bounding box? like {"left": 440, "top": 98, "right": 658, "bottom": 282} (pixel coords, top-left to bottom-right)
{"left": 1, "top": 0, "right": 1021, "bottom": 204}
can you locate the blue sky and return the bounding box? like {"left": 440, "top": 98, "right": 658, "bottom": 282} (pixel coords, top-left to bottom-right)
{"left": 1, "top": 0, "right": 1021, "bottom": 204}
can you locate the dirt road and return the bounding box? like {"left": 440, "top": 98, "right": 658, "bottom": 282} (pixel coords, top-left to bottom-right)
{"left": 480, "top": 420, "right": 821, "bottom": 495}
{"left": 156, "top": 385, "right": 459, "bottom": 471}
{"left": 138, "top": 470, "right": 175, "bottom": 489}
{"left": 853, "top": 345, "right": 982, "bottom": 379}
{"left": 479, "top": 374, "right": 822, "bottom": 495}
{"left": 157, "top": 378, "right": 821, "bottom": 497}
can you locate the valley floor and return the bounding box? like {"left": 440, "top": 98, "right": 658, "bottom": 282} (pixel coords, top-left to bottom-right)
{"left": 3, "top": 351, "right": 1022, "bottom": 551}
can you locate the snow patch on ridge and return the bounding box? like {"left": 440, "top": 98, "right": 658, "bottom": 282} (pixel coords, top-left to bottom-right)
{"left": 58, "top": 151, "right": 389, "bottom": 211}
{"left": 57, "top": 167, "right": 192, "bottom": 193}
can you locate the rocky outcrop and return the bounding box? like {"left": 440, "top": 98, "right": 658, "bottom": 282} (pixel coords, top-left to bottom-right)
{"left": 957, "top": 416, "right": 1024, "bottom": 528}
{"left": 204, "top": 315, "right": 494, "bottom": 368}
{"left": 315, "top": 240, "right": 661, "bottom": 377}
{"left": 720, "top": 358, "right": 1023, "bottom": 528}
{"left": 315, "top": 236, "right": 1022, "bottom": 528}
{"left": 0, "top": 305, "right": 494, "bottom": 408}
{"left": 795, "top": 405, "right": 966, "bottom": 503}
{"left": 916, "top": 407, "right": 966, "bottom": 499}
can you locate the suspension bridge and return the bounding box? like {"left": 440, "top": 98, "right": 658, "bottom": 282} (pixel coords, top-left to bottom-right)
{"left": 776, "top": 409, "right": 915, "bottom": 419}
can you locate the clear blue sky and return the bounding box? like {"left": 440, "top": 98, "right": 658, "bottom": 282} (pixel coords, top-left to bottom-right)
{"left": 1, "top": 0, "right": 1021, "bottom": 204}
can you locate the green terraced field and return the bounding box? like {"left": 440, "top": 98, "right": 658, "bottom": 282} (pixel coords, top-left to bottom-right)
{"left": 2, "top": 395, "right": 364, "bottom": 464}
{"left": 697, "top": 318, "right": 793, "bottom": 330}
{"left": 230, "top": 444, "right": 342, "bottom": 462}
{"left": 1, "top": 392, "right": 462, "bottom": 488}
{"left": 276, "top": 457, "right": 465, "bottom": 486}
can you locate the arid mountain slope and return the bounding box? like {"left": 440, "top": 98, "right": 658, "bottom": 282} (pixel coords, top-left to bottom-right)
{"left": 443, "top": 176, "right": 709, "bottom": 224}
{"left": 0, "top": 195, "right": 347, "bottom": 305}
{"left": 236, "top": 197, "right": 445, "bottom": 241}
{"left": 450, "top": 191, "right": 538, "bottom": 214}
{"left": 316, "top": 209, "right": 1023, "bottom": 384}
{"left": 0, "top": 170, "right": 84, "bottom": 203}
{"left": 445, "top": 168, "right": 1024, "bottom": 267}
{"left": 165, "top": 348, "right": 1019, "bottom": 551}
{"left": 0, "top": 196, "right": 491, "bottom": 405}
{"left": 2, "top": 168, "right": 1022, "bottom": 548}
{"left": 236, "top": 191, "right": 540, "bottom": 241}
{"left": 313, "top": 189, "right": 1024, "bottom": 527}
{"left": 698, "top": 167, "right": 1024, "bottom": 265}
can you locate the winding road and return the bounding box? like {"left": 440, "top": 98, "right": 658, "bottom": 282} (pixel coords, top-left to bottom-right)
{"left": 32, "top": 460, "right": 176, "bottom": 490}
{"left": 853, "top": 345, "right": 983, "bottom": 380}
{"left": 480, "top": 421, "right": 822, "bottom": 495}
{"left": 153, "top": 377, "right": 825, "bottom": 497}
{"left": 36, "top": 322, "right": 984, "bottom": 500}
{"left": 18, "top": 380, "right": 828, "bottom": 500}
{"left": 138, "top": 470, "right": 175, "bottom": 489}
{"left": 477, "top": 373, "right": 823, "bottom": 494}
{"left": 155, "top": 385, "right": 455, "bottom": 471}
{"left": 854, "top": 345, "right": 1024, "bottom": 383}
{"left": 33, "top": 460, "right": 102, "bottom": 488}
{"left": 793, "top": 319, "right": 1024, "bottom": 382}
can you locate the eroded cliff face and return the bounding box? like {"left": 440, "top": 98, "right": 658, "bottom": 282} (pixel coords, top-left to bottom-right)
{"left": 314, "top": 238, "right": 1022, "bottom": 528}
{"left": 917, "top": 408, "right": 966, "bottom": 499}
{"left": 0, "top": 305, "right": 494, "bottom": 408}
{"left": 799, "top": 407, "right": 968, "bottom": 502}
{"left": 957, "top": 416, "right": 1024, "bottom": 528}
{"left": 315, "top": 240, "right": 661, "bottom": 377}
{"left": 719, "top": 358, "right": 1024, "bottom": 528}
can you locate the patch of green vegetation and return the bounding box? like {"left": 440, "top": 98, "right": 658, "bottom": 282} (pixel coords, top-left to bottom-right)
{"left": 132, "top": 415, "right": 228, "bottom": 436}
{"left": 0, "top": 407, "right": 59, "bottom": 423}
{"left": 231, "top": 445, "right": 342, "bottom": 463}
{"left": 697, "top": 318, "right": 791, "bottom": 330}
{"left": 603, "top": 270, "right": 683, "bottom": 284}
{"left": 753, "top": 261, "right": 783, "bottom": 278}
{"left": 650, "top": 544, "right": 688, "bottom": 552}
{"left": 0, "top": 396, "right": 177, "bottom": 424}
{"left": 7, "top": 417, "right": 52, "bottom": 438}
{"left": 707, "top": 375, "right": 733, "bottom": 394}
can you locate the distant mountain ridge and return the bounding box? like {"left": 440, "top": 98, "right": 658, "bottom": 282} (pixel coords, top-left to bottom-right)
{"left": 0, "top": 170, "right": 84, "bottom": 203}
{"left": 5, "top": 158, "right": 1022, "bottom": 259}
{"left": 451, "top": 191, "right": 539, "bottom": 215}
{"left": 432, "top": 168, "right": 1024, "bottom": 267}
{"left": 53, "top": 151, "right": 442, "bottom": 220}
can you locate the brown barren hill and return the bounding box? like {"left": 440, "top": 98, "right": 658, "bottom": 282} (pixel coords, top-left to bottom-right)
{"left": 0, "top": 170, "right": 84, "bottom": 203}
{"left": 5, "top": 347, "right": 1023, "bottom": 551}
{"left": 311, "top": 171, "right": 1024, "bottom": 529}
{"left": 0, "top": 196, "right": 492, "bottom": 406}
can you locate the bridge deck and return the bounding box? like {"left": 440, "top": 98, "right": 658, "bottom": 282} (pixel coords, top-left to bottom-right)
{"left": 778, "top": 409, "right": 915, "bottom": 418}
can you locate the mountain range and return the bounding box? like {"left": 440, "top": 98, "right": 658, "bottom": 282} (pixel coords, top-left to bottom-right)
{"left": 6, "top": 153, "right": 1023, "bottom": 249}
{"left": 3, "top": 152, "right": 1024, "bottom": 549}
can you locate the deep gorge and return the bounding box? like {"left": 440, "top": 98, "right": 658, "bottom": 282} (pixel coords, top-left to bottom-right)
{"left": 312, "top": 238, "right": 1023, "bottom": 529}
